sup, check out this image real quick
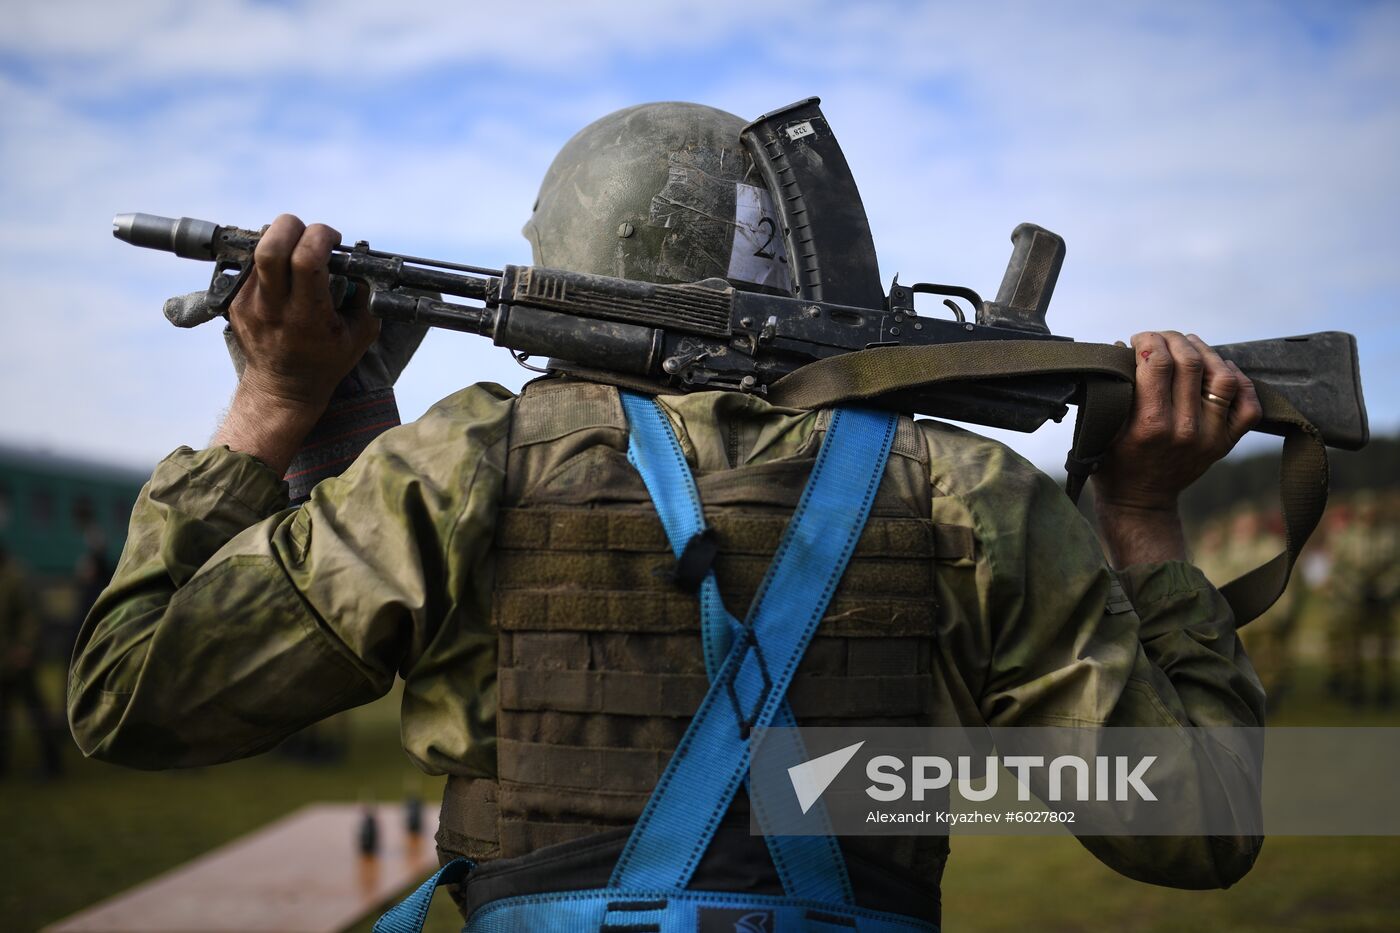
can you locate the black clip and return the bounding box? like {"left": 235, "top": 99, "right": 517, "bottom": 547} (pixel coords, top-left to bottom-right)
{"left": 671, "top": 527, "right": 720, "bottom": 594}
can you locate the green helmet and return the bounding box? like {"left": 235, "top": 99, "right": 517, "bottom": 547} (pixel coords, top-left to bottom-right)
{"left": 522, "top": 102, "right": 792, "bottom": 294}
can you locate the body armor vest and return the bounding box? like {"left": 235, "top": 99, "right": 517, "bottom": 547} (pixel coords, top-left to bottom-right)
{"left": 439, "top": 379, "right": 972, "bottom": 918}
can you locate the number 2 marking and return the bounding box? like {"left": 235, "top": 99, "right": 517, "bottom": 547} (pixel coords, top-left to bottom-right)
{"left": 754, "top": 216, "right": 787, "bottom": 263}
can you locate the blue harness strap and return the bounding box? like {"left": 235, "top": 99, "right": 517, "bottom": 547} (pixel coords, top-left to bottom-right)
{"left": 376, "top": 866, "right": 933, "bottom": 933}
{"left": 619, "top": 390, "right": 853, "bottom": 905}
{"left": 610, "top": 400, "right": 897, "bottom": 891}
{"left": 372, "top": 858, "right": 472, "bottom": 933}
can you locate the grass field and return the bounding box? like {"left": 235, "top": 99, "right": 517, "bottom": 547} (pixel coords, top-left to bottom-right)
{"left": 3, "top": 659, "right": 1398, "bottom": 933}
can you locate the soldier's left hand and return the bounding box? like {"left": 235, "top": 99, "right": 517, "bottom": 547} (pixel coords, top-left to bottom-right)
{"left": 1093, "top": 331, "right": 1262, "bottom": 513}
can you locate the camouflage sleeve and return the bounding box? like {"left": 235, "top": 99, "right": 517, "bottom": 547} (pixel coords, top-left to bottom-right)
{"left": 67, "top": 383, "right": 514, "bottom": 770}
{"left": 923, "top": 423, "right": 1264, "bottom": 889}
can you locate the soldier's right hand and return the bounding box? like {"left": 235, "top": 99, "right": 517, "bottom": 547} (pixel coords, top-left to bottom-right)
{"left": 225, "top": 214, "right": 380, "bottom": 412}
{"left": 1094, "top": 331, "right": 1262, "bottom": 513}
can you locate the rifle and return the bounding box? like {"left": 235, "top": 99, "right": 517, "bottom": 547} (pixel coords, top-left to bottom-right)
{"left": 108, "top": 215, "right": 1367, "bottom": 446}
{"left": 111, "top": 97, "right": 1367, "bottom": 624}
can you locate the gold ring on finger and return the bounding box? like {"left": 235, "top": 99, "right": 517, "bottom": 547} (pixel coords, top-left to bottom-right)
{"left": 1202, "top": 391, "right": 1233, "bottom": 408}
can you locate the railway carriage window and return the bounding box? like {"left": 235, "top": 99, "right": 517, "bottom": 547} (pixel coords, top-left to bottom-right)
{"left": 0, "top": 483, "right": 10, "bottom": 529}
{"left": 31, "top": 486, "right": 54, "bottom": 530}
{"left": 73, "top": 493, "right": 96, "bottom": 531}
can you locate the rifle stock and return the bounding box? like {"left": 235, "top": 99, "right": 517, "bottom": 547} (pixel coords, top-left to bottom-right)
{"left": 1214, "top": 332, "right": 1368, "bottom": 450}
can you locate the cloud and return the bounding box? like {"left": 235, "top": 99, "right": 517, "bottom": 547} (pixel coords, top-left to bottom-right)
{"left": 1, "top": 0, "right": 1396, "bottom": 473}
{"left": 5, "top": 0, "right": 755, "bottom": 87}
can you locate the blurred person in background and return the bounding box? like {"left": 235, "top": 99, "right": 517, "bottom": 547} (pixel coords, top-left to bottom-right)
{"left": 0, "top": 543, "right": 63, "bottom": 778}
{"left": 1325, "top": 493, "right": 1400, "bottom": 707}
{"left": 70, "top": 531, "right": 110, "bottom": 658}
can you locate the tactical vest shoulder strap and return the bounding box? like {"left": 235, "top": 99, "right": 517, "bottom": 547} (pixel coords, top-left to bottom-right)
{"left": 512, "top": 376, "right": 627, "bottom": 446}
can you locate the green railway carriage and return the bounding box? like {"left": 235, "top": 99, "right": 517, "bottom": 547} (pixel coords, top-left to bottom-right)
{"left": 0, "top": 444, "right": 148, "bottom": 640}
{"left": 0, "top": 444, "right": 148, "bottom": 576}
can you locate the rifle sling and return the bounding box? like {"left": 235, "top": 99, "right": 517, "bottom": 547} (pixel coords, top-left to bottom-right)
{"left": 765, "top": 340, "right": 1329, "bottom": 629}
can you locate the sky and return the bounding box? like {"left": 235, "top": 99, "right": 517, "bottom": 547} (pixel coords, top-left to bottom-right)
{"left": 1, "top": 0, "right": 1396, "bottom": 473}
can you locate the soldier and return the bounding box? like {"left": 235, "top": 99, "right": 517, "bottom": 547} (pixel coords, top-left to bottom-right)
{"left": 1325, "top": 493, "right": 1400, "bottom": 706}
{"left": 70, "top": 103, "right": 1268, "bottom": 930}
{"left": 68, "top": 534, "right": 110, "bottom": 660}
{"left": 1, "top": 543, "right": 63, "bottom": 778}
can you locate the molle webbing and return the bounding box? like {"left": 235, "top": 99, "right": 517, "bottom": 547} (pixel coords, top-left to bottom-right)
{"left": 484, "top": 507, "right": 941, "bottom": 853}
{"left": 492, "top": 508, "right": 951, "bottom": 640}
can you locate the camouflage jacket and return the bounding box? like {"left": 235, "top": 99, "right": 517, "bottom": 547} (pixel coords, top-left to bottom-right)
{"left": 69, "top": 382, "right": 1265, "bottom": 887}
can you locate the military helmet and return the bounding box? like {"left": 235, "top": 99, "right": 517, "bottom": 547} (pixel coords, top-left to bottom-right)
{"left": 523, "top": 102, "right": 792, "bottom": 294}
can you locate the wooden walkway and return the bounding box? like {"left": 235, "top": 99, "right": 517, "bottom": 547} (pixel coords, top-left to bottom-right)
{"left": 45, "top": 802, "right": 441, "bottom": 933}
